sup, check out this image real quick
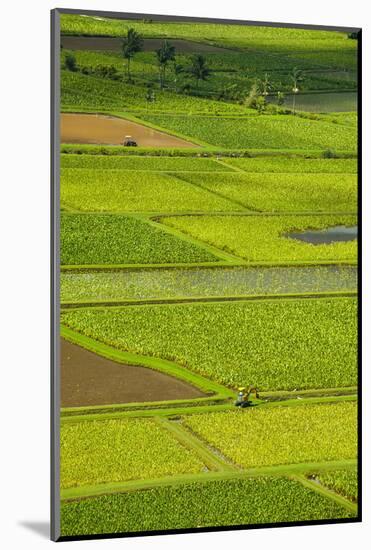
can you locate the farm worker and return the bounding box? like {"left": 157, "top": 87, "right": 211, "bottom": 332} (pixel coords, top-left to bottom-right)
{"left": 236, "top": 387, "right": 246, "bottom": 406}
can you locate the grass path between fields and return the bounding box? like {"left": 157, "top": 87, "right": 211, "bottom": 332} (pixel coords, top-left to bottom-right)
{"left": 60, "top": 210, "right": 357, "bottom": 268}
{"left": 61, "top": 325, "right": 357, "bottom": 420}
{"left": 61, "top": 456, "right": 357, "bottom": 510}
{"left": 155, "top": 417, "right": 238, "bottom": 472}
{"left": 60, "top": 414, "right": 357, "bottom": 516}
{"left": 292, "top": 474, "right": 357, "bottom": 514}
{"left": 61, "top": 394, "right": 357, "bottom": 423}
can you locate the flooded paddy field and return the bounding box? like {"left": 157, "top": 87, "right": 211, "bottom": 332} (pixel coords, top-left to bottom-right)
{"left": 61, "top": 265, "right": 357, "bottom": 304}
{"left": 61, "top": 113, "right": 199, "bottom": 147}
{"left": 278, "top": 92, "right": 357, "bottom": 113}
{"left": 61, "top": 338, "right": 205, "bottom": 407}
{"left": 61, "top": 35, "right": 233, "bottom": 53}
{"left": 288, "top": 225, "right": 357, "bottom": 245}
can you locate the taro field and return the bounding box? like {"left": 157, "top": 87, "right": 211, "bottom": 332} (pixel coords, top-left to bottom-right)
{"left": 58, "top": 11, "right": 359, "bottom": 540}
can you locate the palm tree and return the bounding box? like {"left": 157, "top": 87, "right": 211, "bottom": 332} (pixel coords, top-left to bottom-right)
{"left": 189, "top": 55, "right": 211, "bottom": 89}
{"left": 145, "top": 85, "right": 156, "bottom": 109}
{"left": 289, "top": 67, "right": 304, "bottom": 115}
{"left": 173, "top": 63, "right": 183, "bottom": 92}
{"left": 156, "top": 40, "right": 176, "bottom": 89}
{"left": 261, "top": 73, "right": 272, "bottom": 98}
{"left": 122, "top": 28, "right": 143, "bottom": 83}
{"left": 244, "top": 81, "right": 260, "bottom": 108}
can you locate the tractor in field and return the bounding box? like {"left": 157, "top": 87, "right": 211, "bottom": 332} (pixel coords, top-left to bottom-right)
{"left": 123, "top": 135, "right": 138, "bottom": 146}
{"left": 235, "top": 386, "right": 260, "bottom": 408}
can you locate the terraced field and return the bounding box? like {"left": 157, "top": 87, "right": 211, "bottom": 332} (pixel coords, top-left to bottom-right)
{"left": 61, "top": 418, "right": 205, "bottom": 488}
{"left": 315, "top": 468, "right": 358, "bottom": 502}
{"left": 61, "top": 476, "right": 353, "bottom": 536}
{"left": 61, "top": 154, "right": 232, "bottom": 171}
{"left": 61, "top": 297, "right": 357, "bottom": 391}
{"left": 61, "top": 214, "right": 220, "bottom": 265}
{"left": 57, "top": 11, "right": 359, "bottom": 541}
{"left": 139, "top": 114, "right": 357, "bottom": 151}
{"left": 184, "top": 403, "right": 357, "bottom": 468}
{"left": 161, "top": 214, "right": 357, "bottom": 263}
{"left": 171, "top": 171, "right": 356, "bottom": 212}
{"left": 61, "top": 169, "right": 243, "bottom": 212}
{"left": 60, "top": 265, "right": 357, "bottom": 304}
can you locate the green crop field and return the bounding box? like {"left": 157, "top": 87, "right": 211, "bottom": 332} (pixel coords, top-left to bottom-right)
{"left": 60, "top": 476, "right": 353, "bottom": 536}
{"left": 60, "top": 265, "right": 357, "bottom": 303}
{"left": 139, "top": 114, "right": 357, "bottom": 151}
{"left": 162, "top": 214, "right": 357, "bottom": 263}
{"left": 60, "top": 154, "right": 232, "bottom": 171}
{"left": 61, "top": 70, "right": 249, "bottom": 115}
{"left": 61, "top": 214, "right": 218, "bottom": 265}
{"left": 184, "top": 402, "right": 357, "bottom": 469}
{"left": 315, "top": 468, "right": 358, "bottom": 502}
{"left": 61, "top": 297, "right": 357, "bottom": 391}
{"left": 223, "top": 157, "right": 357, "bottom": 173}
{"left": 61, "top": 418, "right": 205, "bottom": 489}
{"left": 57, "top": 12, "right": 359, "bottom": 538}
{"left": 173, "top": 171, "right": 357, "bottom": 212}
{"left": 61, "top": 168, "right": 242, "bottom": 212}
{"left": 61, "top": 47, "right": 356, "bottom": 96}
{"left": 60, "top": 15, "right": 356, "bottom": 70}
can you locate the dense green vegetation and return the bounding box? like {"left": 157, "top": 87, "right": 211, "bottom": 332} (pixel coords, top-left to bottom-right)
{"left": 184, "top": 403, "right": 357, "bottom": 468}
{"left": 140, "top": 114, "right": 357, "bottom": 151}
{"left": 60, "top": 476, "right": 353, "bottom": 536}
{"left": 61, "top": 154, "right": 232, "bottom": 171}
{"left": 162, "top": 214, "right": 357, "bottom": 263}
{"left": 61, "top": 168, "right": 241, "bottom": 212}
{"left": 60, "top": 265, "right": 357, "bottom": 303}
{"left": 223, "top": 157, "right": 357, "bottom": 173}
{"left": 61, "top": 70, "right": 248, "bottom": 114}
{"left": 61, "top": 214, "right": 218, "bottom": 265}
{"left": 61, "top": 297, "right": 357, "bottom": 390}
{"left": 61, "top": 418, "right": 204, "bottom": 489}
{"left": 60, "top": 15, "right": 357, "bottom": 71}
{"left": 60, "top": 48, "right": 356, "bottom": 96}
{"left": 316, "top": 469, "right": 358, "bottom": 502}
{"left": 173, "top": 171, "right": 356, "bottom": 212}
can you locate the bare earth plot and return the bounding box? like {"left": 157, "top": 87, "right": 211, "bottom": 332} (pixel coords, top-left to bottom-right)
{"left": 61, "top": 338, "right": 205, "bottom": 407}
{"left": 61, "top": 113, "right": 199, "bottom": 147}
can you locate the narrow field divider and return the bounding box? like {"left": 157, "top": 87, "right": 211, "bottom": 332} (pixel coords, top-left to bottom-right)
{"left": 292, "top": 474, "right": 358, "bottom": 514}
{"left": 61, "top": 459, "right": 357, "bottom": 502}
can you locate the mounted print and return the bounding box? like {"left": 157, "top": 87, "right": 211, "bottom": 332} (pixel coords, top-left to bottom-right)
{"left": 51, "top": 8, "right": 361, "bottom": 541}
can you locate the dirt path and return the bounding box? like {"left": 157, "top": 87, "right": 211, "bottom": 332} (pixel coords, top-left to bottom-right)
{"left": 61, "top": 113, "right": 199, "bottom": 147}
{"left": 61, "top": 338, "right": 205, "bottom": 407}
{"left": 61, "top": 36, "right": 233, "bottom": 53}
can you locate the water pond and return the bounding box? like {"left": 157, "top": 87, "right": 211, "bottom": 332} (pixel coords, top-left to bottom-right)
{"left": 287, "top": 225, "right": 357, "bottom": 245}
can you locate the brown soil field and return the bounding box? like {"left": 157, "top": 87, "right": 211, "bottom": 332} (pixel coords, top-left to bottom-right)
{"left": 61, "top": 36, "right": 232, "bottom": 53}
{"left": 61, "top": 338, "right": 205, "bottom": 408}
{"left": 61, "top": 113, "right": 199, "bottom": 147}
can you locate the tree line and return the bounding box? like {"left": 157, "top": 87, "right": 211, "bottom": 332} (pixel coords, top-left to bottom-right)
{"left": 122, "top": 28, "right": 211, "bottom": 91}
{"left": 64, "top": 27, "right": 304, "bottom": 114}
